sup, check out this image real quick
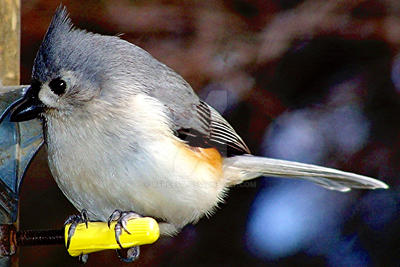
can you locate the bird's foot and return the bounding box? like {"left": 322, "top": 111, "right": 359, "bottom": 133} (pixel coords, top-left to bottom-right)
{"left": 64, "top": 209, "right": 89, "bottom": 249}
{"left": 107, "top": 210, "right": 142, "bottom": 262}
{"left": 64, "top": 209, "right": 89, "bottom": 263}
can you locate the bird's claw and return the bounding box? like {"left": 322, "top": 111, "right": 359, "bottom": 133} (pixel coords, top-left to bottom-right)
{"left": 107, "top": 209, "right": 122, "bottom": 228}
{"left": 64, "top": 209, "right": 89, "bottom": 250}
{"left": 107, "top": 210, "right": 141, "bottom": 248}
{"left": 107, "top": 210, "right": 141, "bottom": 262}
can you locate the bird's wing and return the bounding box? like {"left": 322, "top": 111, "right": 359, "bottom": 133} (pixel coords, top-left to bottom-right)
{"left": 175, "top": 100, "right": 250, "bottom": 156}
{"left": 148, "top": 73, "right": 250, "bottom": 156}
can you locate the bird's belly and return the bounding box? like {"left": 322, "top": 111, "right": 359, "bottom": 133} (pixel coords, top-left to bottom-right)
{"left": 47, "top": 138, "right": 226, "bottom": 228}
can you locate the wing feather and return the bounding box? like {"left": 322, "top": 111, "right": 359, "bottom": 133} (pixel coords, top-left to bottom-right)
{"left": 176, "top": 100, "right": 250, "bottom": 156}
{"left": 145, "top": 64, "right": 249, "bottom": 156}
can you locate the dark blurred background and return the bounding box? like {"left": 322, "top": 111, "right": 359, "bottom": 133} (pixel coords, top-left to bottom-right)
{"left": 19, "top": 0, "right": 400, "bottom": 266}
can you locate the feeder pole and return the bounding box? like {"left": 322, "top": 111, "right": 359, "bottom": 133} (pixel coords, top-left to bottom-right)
{"left": 0, "top": 0, "right": 21, "bottom": 266}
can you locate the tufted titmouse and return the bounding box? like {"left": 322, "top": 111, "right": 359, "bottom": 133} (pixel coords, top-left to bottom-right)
{"left": 11, "top": 6, "right": 388, "bottom": 261}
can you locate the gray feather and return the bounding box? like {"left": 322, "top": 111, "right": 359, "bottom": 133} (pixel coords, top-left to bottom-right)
{"left": 224, "top": 155, "right": 389, "bottom": 191}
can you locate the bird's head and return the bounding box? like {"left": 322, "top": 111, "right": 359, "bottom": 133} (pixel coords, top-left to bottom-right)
{"left": 11, "top": 6, "right": 147, "bottom": 122}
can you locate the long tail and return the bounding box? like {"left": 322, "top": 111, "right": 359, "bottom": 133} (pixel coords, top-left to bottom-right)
{"left": 223, "top": 155, "right": 389, "bottom": 192}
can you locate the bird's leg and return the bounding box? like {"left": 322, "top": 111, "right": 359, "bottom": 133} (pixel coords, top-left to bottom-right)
{"left": 107, "top": 210, "right": 142, "bottom": 262}
{"left": 64, "top": 209, "right": 89, "bottom": 249}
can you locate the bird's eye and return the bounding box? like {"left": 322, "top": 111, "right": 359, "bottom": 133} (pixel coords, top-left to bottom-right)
{"left": 49, "top": 77, "right": 67, "bottom": 96}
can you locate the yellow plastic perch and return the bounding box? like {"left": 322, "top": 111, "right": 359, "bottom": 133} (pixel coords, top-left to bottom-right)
{"left": 65, "top": 217, "right": 160, "bottom": 257}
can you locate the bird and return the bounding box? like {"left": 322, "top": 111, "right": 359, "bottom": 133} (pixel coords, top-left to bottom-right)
{"left": 10, "top": 6, "right": 388, "bottom": 262}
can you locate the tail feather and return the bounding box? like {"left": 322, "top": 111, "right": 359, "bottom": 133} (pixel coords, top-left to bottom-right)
{"left": 223, "top": 155, "right": 389, "bottom": 192}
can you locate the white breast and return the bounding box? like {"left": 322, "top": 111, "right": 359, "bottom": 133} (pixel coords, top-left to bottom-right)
{"left": 45, "top": 94, "right": 226, "bottom": 229}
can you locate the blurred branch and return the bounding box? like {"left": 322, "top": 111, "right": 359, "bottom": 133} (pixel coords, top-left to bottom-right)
{"left": 257, "top": 0, "right": 400, "bottom": 63}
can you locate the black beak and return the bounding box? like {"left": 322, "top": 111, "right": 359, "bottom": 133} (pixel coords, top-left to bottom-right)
{"left": 10, "top": 85, "right": 45, "bottom": 122}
